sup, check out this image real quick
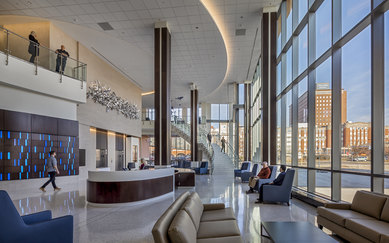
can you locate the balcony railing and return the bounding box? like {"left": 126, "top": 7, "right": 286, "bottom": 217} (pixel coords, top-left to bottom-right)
{"left": 0, "top": 26, "right": 86, "bottom": 84}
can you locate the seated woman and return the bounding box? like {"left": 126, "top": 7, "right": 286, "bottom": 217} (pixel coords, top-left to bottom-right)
{"left": 139, "top": 159, "right": 145, "bottom": 170}
{"left": 246, "top": 161, "right": 271, "bottom": 194}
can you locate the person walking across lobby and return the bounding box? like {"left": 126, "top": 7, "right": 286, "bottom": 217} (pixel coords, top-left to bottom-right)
{"left": 39, "top": 151, "right": 61, "bottom": 192}
{"left": 246, "top": 161, "right": 271, "bottom": 194}
{"left": 28, "top": 31, "right": 39, "bottom": 63}
{"left": 55, "top": 45, "right": 69, "bottom": 74}
{"left": 221, "top": 136, "right": 226, "bottom": 153}
{"left": 255, "top": 165, "right": 286, "bottom": 203}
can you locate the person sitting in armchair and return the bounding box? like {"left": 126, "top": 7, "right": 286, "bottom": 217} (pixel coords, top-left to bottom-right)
{"left": 255, "top": 164, "right": 287, "bottom": 203}
{"left": 246, "top": 161, "right": 271, "bottom": 194}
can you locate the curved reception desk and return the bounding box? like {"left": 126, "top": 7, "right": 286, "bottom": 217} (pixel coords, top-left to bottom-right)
{"left": 87, "top": 168, "right": 174, "bottom": 205}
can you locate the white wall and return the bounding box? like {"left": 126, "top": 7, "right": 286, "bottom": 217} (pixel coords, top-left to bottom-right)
{"left": 0, "top": 52, "right": 86, "bottom": 104}
{"left": 0, "top": 84, "right": 77, "bottom": 120}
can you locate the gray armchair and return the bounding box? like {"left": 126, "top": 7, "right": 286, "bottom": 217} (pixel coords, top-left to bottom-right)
{"left": 262, "top": 169, "right": 295, "bottom": 206}
{"left": 234, "top": 162, "right": 251, "bottom": 178}
{"left": 240, "top": 163, "right": 259, "bottom": 182}
{"left": 253, "top": 166, "right": 278, "bottom": 192}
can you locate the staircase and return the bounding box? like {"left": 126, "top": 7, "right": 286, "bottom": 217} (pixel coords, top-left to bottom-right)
{"left": 211, "top": 144, "right": 235, "bottom": 176}
{"left": 171, "top": 122, "right": 214, "bottom": 169}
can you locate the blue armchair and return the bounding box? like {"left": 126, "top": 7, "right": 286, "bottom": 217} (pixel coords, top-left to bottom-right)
{"left": 194, "top": 161, "right": 208, "bottom": 175}
{"left": 253, "top": 166, "right": 278, "bottom": 192}
{"left": 240, "top": 163, "right": 259, "bottom": 182}
{"left": 0, "top": 190, "right": 73, "bottom": 243}
{"left": 262, "top": 169, "right": 295, "bottom": 206}
{"left": 234, "top": 162, "right": 251, "bottom": 178}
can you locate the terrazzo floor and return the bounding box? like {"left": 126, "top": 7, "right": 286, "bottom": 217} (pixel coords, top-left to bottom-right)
{"left": 4, "top": 145, "right": 339, "bottom": 243}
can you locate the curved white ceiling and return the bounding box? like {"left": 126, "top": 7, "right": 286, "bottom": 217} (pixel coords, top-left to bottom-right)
{"left": 0, "top": 0, "right": 280, "bottom": 107}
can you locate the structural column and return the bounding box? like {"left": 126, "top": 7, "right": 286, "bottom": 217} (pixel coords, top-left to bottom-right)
{"left": 190, "top": 86, "right": 199, "bottom": 161}
{"left": 154, "top": 22, "right": 171, "bottom": 166}
{"left": 261, "top": 11, "right": 277, "bottom": 164}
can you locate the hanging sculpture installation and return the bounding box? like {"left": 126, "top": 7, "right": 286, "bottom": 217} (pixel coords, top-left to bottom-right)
{"left": 86, "top": 81, "right": 140, "bottom": 120}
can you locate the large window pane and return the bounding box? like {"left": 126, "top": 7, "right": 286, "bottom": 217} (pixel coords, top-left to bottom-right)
{"left": 341, "top": 174, "right": 370, "bottom": 202}
{"left": 315, "top": 170, "right": 331, "bottom": 199}
{"left": 315, "top": 58, "right": 332, "bottom": 169}
{"left": 341, "top": 26, "right": 371, "bottom": 172}
{"left": 277, "top": 16, "right": 282, "bottom": 57}
{"left": 277, "top": 63, "right": 282, "bottom": 95}
{"left": 315, "top": 0, "right": 331, "bottom": 59}
{"left": 385, "top": 12, "right": 389, "bottom": 173}
{"left": 286, "top": 91, "right": 292, "bottom": 165}
{"left": 294, "top": 168, "right": 307, "bottom": 191}
{"left": 277, "top": 100, "right": 281, "bottom": 163}
{"left": 286, "top": 47, "right": 292, "bottom": 87}
{"left": 298, "top": 78, "right": 308, "bottom": 166}
{"left": 342, "top": 0, "right": 370, "bottom": 36}
{"left": 219, "top": 104, "right": 229, "bottom": 120}
{"left": 298, "top": 0, "right": 308, "bottom": 24}
{"left": 286, "top": 0, "right": 293, "bottom": 40}
{"left": 297, "top": 25, "right": 308, "bottom": 76}
{"left": 238, "top": 84, "right": 244, "bottom": 105}
{"left": 211, "top": 104, "right": 219, "bottom": 120}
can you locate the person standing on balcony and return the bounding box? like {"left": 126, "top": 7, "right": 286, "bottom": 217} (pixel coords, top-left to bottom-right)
{"left": 55, "top": 45, "right": 69, "bottom": 74}
{"left": 221, "top": 136, "right": 226, "bottom": 153}
{"left": 28, "top": 31, "right": 39, "bottom": 63}
{"left": 207, "top": 132, "right": 212, "bottom": 143}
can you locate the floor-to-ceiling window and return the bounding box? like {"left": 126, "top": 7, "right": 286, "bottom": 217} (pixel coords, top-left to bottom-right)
{"left": 275, "top": 0, "right": 389, "bottom": 202}
{"left": 251, "top": 61, "right": 262, "bottom": 163}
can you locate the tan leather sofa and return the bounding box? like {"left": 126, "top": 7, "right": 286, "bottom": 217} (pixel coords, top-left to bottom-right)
{"left": 317, "top": 190, "right": 389, "bottom": 243}
{"left": 152, "top": 191, "right": 242, "bottom": 243}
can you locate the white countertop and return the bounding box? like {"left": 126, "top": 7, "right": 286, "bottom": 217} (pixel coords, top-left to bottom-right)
{"left": 88, "top": 168, "right": 175, "bottom": 182}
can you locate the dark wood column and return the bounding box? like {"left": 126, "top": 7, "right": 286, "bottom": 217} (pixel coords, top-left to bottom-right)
{"left": 190, "top": 88, "right": 199, "bottom": 161}
{"left": 261, "top": 12, "right": 277, "bottom": 164}
{"left": 154, "top": 22, "right": 171, "bottom": 166}
{"left": 244, "top": 83, "right": 251, "bottom": 161}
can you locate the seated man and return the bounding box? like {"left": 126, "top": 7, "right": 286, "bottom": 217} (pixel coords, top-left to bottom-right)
{"left": 255, "top": 165, "right": 287, "bottom": 203}
{"left": 246, "top": 161, "right": 271, "bottom": 194}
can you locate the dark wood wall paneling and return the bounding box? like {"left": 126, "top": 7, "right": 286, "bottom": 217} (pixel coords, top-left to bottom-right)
{"left": 0, "top": 109, "right": 79, "bottom": 180}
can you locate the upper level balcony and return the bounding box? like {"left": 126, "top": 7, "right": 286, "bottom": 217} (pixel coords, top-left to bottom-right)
{"left": 0, "top": 26, "right": 86, "bottom": 104}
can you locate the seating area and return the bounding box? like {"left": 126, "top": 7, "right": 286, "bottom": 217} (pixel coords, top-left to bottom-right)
{"left": 0, "top": 190, "right": 73, "bottom": 243}
{"left": 152, "top": 191, "right": 242, "bottom": 243}
{"left": 317, "top": 190, "right": 389, "bottom": 242}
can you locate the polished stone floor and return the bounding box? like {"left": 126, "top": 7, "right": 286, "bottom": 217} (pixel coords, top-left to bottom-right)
{"left": 3, "top": 146, "right": 338, "bottom": 243}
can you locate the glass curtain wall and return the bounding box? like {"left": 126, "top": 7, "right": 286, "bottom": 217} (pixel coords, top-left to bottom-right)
{"left": 275, "top": 0, "right": 389, "bottom": 202}
{"left": 210, "top": 104, "right": 232, "bottom": 154}
{"left": 251, "top": 60, "right": 262, "bottom": 162}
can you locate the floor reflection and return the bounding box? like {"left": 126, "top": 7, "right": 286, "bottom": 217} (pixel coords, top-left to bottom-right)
{"left": 10, "top": 168, "right": 322, "bottom": 243}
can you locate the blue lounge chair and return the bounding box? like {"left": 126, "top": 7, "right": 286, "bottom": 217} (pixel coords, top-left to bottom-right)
{"left": 234, "top": 161, "right": 251, "bottom": 178}
{"left": 194, "top": 161, "right": 208, "bottom": 175}
{"left": 0, "top": 190, "right": 73, "bottom": 243}
{"left": 262, "top": 169, "right": 296, "bottom": 206}
{"left": 240, "top": 163, "right": 259, "bottom": 182}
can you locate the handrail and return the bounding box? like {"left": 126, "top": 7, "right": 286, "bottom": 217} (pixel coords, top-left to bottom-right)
{"left": 0, "top": 26, "right": 85, "bottom": 66}
{"left": 0, "top": 26, "right": 86, "bottom": 83}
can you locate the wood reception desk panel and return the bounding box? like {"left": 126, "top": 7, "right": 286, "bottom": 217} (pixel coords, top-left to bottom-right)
{"left": 87, "top": 169, "right": 174, "bottom": 204}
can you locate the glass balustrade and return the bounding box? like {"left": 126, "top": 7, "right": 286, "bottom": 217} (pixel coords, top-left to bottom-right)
{"left": 0, "top": 26, "right": 86, "bottom": 82}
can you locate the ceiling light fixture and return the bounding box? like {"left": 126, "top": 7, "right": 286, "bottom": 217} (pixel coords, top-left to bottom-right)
{"left": 141, "top": 91, "right": 155, "bottom": 96}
